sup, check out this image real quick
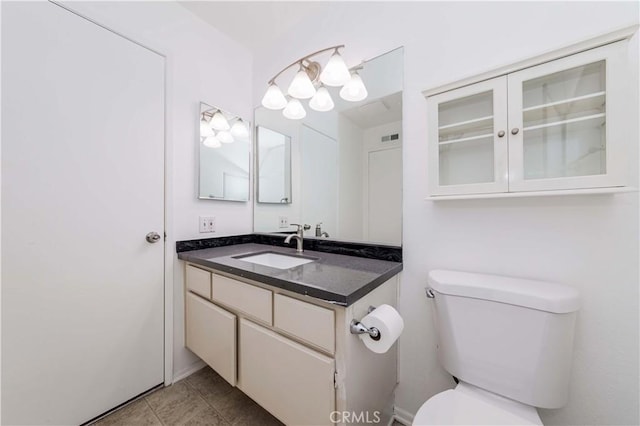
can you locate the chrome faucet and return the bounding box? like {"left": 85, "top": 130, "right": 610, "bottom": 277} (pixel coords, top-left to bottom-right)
{"left": 285, "top": 223, "right": 310, "bottom": 253}
{"left": 315, "top": 222, "right": 330, "bottom": 238}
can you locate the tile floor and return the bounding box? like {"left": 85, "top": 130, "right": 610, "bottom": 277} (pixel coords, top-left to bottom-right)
{"left": 93, "top": 366, "right": 282, "bottom": 426}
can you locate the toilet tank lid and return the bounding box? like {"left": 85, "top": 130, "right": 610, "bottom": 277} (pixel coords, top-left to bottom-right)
{"left": 428, "top": 270, "right": 580, "bottom": 313}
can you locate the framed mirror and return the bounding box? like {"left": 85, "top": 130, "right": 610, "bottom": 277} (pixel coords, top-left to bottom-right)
{"left": 254, "top": 47, "right": 403, "bottom": 245}
{"left": 256, "top": 126, "right": 292, "bottom": 204}
{"left": 198, "top": 102, "right": 251, "bottom": 201}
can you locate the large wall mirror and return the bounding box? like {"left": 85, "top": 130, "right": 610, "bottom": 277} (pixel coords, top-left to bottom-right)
{"left": 254, "top": 47, "right": 403, "bottom": 245}
{"left": 199, "top": 102, "right": 251, "bottom": 201}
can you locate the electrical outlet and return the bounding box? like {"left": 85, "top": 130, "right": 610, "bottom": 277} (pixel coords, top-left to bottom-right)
{"left": 278, "top": 216, "right": 288, "bottom": 228}
{"left": 199, "top": 216, "right": 215, "bottom": 233}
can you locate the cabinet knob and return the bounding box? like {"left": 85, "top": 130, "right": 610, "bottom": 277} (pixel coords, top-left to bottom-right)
{"left": 511, "top": 128, "right": 520, "bottom": 135}
{"left": 497, "top": 130, "right": 505, "bottom": 138}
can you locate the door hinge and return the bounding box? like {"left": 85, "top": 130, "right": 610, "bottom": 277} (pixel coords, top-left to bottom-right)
{"left": 334, "top": 371, "right": 338, "bottom": 389}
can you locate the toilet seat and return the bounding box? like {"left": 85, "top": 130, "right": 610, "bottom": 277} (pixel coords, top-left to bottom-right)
{"left": 413, "top": 383, "right": 542, "bottom": 426}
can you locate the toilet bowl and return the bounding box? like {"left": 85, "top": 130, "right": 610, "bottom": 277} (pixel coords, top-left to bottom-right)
{"left": 413, "top": 382, "right": 541, "bottom": 425}
{"left": 413, "top": 270, "right": 580, "bottom": 426}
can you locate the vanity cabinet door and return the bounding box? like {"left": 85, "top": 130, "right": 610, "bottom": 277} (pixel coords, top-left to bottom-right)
{"left": 239, "top": 318, "right": 335, "bottom": 426}
{"left": 186, "top": 292, "right": 236, "bottom": 386}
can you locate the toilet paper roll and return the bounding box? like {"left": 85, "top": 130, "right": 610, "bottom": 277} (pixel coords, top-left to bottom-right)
{"left": 358, "top": 304, "right": 404, "bottom": 354}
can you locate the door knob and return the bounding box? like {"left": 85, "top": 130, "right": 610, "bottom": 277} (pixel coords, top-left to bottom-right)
{"left": 511, "top": 128, "right": 520, "bottom": 135}
{"left": 497, "top": 130, "right": 505, "bottom": 138}
{"left": 146, "top": 232, "right": 162, "bottom": 243}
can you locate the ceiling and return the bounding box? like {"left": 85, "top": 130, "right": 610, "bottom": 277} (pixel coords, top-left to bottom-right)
{"left": 178, "top": 2, "right": 328, "bottom": 52}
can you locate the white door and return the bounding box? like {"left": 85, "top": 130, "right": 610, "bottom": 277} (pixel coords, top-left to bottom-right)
{"left": 427, "top": 76, "right": 509, "bottom": 196}
{"left": 2, "top": 2, "right": 165, "bottom": 425}
{"left": 367, "top": 148, "right": 402, "bottom": 245}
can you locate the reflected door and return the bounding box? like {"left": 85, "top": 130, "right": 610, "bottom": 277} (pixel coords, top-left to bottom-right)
{"left": 507, "top": 42, "right": 627, "bottom": 191}
{"left": 427, "top": 77, "right": 508, "bottom": 195}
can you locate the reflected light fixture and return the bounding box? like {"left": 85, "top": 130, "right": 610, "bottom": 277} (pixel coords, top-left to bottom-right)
{"left": 210, "top": 110, "right": 230, "bottom": 131}
{"left": 217, "top": 130, "right": 234, "bottom": 144}
{"left": 200, "top": 118, "right": 215, "bottom": 137}
{"left": 261, "top": 44, "right": 367, "bottom": 120}
{"left": 230, "top": 119, "right": 250, "bottom": 139}
{"left": 203, "top": 135, "right": 221, "bottom": 148}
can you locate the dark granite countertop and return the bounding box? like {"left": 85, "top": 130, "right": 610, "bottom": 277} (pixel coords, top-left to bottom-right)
{"left": 177, "top": 243, "right": 403, "bottom": 306}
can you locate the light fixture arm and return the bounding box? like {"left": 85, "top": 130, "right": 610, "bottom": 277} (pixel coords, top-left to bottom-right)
{"left": 267, "top": 44, "right": 345, "bottom": 85}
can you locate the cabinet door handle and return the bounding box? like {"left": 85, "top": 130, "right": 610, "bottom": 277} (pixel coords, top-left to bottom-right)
{"left": 497, "top": 130, "right": 505, "bottom": 138}
{"left": 511, "top": 128, "right": 520, "bottom": 135}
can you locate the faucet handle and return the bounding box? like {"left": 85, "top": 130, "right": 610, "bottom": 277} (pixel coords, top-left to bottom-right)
{"left": 303, "top": 224, "right": 311, "bottom": 231}
{"left": 291, "top": 224, "right": 311, "bottom": 232}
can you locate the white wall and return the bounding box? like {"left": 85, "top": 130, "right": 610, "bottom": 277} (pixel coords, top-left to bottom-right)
{"left": 60, "top": 1, "right": 254, "bottom": 380}
{"left": 337, "top": 115, "right": 364, "bottom": 241}
{"left": 251, "top": 2, "right": 639, "bottom": 425}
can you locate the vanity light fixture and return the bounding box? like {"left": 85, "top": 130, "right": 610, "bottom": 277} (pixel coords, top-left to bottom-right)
{"left": 339, "top": 68, "right": 368, "bottom": 102}
{"left": 283, "top": 98, "right": 306, "bottom": 120}
{"left": 261, "top": 45, "right": 367, "bottom": 119}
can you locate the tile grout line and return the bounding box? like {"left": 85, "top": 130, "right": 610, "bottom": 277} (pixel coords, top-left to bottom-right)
{"left": 142, "top": 395, "right": 166, "bottom": 426}
{"left": 184, "top": 375, "right": 232, "bottom": 425}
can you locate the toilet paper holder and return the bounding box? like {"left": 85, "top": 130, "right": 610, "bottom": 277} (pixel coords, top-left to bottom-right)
{"left": 350, "top": 306, "right": 381, "bottom": 341}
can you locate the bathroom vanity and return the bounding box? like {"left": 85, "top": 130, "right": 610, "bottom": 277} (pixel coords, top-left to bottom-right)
{"left": 178, "top": 242, "right": 402, "bottom": 426}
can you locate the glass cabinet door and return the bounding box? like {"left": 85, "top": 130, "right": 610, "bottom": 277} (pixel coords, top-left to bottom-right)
{"left": 507, "top": 42, "right": 626, "bottom": 191}
{"left": 427, "top": 77, "right": 508, "bottom": 195}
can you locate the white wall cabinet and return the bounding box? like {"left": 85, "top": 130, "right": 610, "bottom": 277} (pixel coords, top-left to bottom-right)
{"left": 184, "top": 262, "right": 399, "bottom": 426}
{"left": 427, "top": 40, "right": 631, "bottom": 197}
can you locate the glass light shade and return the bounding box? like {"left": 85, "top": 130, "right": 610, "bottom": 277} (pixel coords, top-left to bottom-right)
{"left": 309, "top": 86, "right": 334, "bottom": 112}
{"left": 210, "top": 111, "right": 230, "bottom": 131}
{"left": 261, "top": 83, "right": 288, "bottom": 110}
{"left": 287, "top": 69, "right": 316, "bottom": 99}
{"left": 203, "top": 136, "right": 221, "bottom": 148}
{"left": 200, "top": 119, "right": 215, "bottom": 137}
{"left": 230, "top": 119, "right": 249, "bottom": 139}
{"left": 339, "top": 72, "right": 368, "bottom": 102}
{"left": 320, "top": 51, "right": 351, "bottom": 86}
{"left": 282, "top": 98, "right": 306, "bottom": 120}
{"left": 217, "top": 130, "right": 234, "bottom": 144}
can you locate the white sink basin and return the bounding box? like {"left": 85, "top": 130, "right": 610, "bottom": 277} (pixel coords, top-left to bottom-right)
{"left": 235, "top": 252, "right": 316, "bottom": 269}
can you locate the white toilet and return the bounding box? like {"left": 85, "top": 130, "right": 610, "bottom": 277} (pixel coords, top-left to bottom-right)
{"left": 413, "top": 269, "right": 580, "bottom": 425}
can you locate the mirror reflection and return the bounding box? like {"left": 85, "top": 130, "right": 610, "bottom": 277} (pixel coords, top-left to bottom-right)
{"left": 199, "top": 102, "right": 251, "bottom": 201}
{"left": 254, "top": 47, "right": 403, "bottom": 245}
{"left": 256, "top": 126, "right": 292, "bottom": 204}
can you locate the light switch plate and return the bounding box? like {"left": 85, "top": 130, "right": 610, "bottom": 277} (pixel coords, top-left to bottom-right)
{"left": 199, "top": 216, "right": 215, "bottom": 233}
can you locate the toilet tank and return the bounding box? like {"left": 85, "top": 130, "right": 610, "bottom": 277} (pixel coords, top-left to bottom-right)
{"left": 427, "top": 270, "right": 580, "bottom": 409}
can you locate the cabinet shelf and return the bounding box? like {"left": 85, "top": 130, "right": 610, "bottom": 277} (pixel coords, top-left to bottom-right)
{"left": 438, "top": 115, "right": 493, "bottom": 131}
{"left": 523, "top": 92, "right": 605, "bottom": 123}
{"left": 523, "top": 113, "right": 605, "bottom": 132}
{"left": 439, "top": 133, "right": 493, "bottom": 146}
{"left": 426, "top": 186, "right": 636, "bottom": 200}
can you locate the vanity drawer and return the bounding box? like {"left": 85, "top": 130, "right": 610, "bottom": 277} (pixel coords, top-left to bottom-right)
{"left": 186, "top": 264, "right": 211, "bottom": 299}
{"left": 274, "top": 294, "right": 335, "bottom": 354}
{"left": 212, "top": 273, "right": 272, "bottom": 325}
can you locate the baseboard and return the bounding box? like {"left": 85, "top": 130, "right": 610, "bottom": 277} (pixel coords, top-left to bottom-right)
{"left": 393, "top": 406, "right": 415, "bottom": 425}
{"left": 171, "top": 359, "right": 206, "bottom": 383}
